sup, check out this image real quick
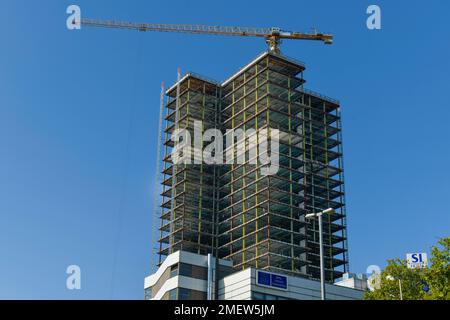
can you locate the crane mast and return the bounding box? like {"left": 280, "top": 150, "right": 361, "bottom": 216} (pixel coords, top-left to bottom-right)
{"left": 78, "top": 18, "right": 333, "bottom": 53}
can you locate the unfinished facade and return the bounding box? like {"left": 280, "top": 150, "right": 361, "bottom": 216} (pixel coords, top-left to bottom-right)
{"left": 158, "top": 51, "right": 348, "bottom": 283}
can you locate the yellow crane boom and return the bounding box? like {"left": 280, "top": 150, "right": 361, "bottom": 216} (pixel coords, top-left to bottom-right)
{"left": 79, "top": 18, "right": 333, "bottom": 53}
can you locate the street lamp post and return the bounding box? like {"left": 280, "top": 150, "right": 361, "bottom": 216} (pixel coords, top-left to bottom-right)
{"left": 386, "top": 275, "right": 403, "bottom": 300}
{"left": 305, "top": 208, "right": 335, "bottom": 300}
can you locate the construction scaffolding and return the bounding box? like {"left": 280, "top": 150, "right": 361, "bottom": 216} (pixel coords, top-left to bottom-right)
{"left": 159, "top": 73, "right": 220, "bottom": 262}
{"left": 158, "top": 51, "right": 348, "bottom": 283}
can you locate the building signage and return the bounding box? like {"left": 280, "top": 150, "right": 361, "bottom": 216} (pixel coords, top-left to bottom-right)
{"left": 406, "top": 253, "right": 428, "bottom": 269}
{"left": 257, "top": 271, "right": 288, "bottom": 290}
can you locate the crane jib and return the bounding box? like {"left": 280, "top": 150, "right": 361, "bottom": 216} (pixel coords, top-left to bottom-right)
{"left": 78, "top": 18, "right": 333, "bottom": 51}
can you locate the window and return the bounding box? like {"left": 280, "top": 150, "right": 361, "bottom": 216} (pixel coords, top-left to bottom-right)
{"left": 178, "top": 263, "right": 192, "bottom": 277}
{"left": 178, "top": 263, "right": 207, "bottom": 279}
{"left": 178, "top": 288, "right": 190, "bottom": 300}
{"left": 252, "top": 292, "right": 265, "bottom": 300}
{"left": 178, "top": 288, "right": 207, "bottom": 300}
{"left": 191, "top": 265, "right": 208, "bottom": 279}
{"left": 252, "top": 292, "right": 291, "bottom": 300}
{"left": 170, "top": 264, "right": 179, "bottom": 277}
{"left": 169, "top": 289, "right": 177, "bottom": 300}
{"left": 144, "top": 287, "right": 152, "bottom": 300}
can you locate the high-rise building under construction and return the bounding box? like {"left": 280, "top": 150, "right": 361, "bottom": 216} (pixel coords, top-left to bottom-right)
{"left": 158, "top": 50, "right": 348, "bottom": 283}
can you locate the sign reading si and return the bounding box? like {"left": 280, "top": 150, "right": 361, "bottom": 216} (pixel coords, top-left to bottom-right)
{"left": 406, "top": 253, "right": 428, "bottom": 269}
{"left": 257, "top": 271, "right": 288, "bottom": 290}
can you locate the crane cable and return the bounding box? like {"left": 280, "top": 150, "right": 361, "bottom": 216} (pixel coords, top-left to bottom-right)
{"left": 110, "top": 33, "right": 144, "bottom": 298}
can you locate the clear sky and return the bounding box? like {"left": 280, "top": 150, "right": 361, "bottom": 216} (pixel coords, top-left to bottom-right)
{"left": 1, "top": 0, "right": 449, "bottom": 299}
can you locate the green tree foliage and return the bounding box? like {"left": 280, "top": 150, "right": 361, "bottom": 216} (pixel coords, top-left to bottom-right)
{"left": 424, "top": 237, "right": 450, "bottom": 299}
{"left": 364, "top": 259, "right": 426, "bottom": 300}
{"left": 364, "top": 237, "right": 450, "bottom": 300}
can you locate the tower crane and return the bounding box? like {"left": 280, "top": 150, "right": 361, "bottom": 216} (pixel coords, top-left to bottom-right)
{"left": 76, "top": 18, "right": 333, "bottom": 53}
{"left": 71, "top": 14, "right": 334, "bottom": 273}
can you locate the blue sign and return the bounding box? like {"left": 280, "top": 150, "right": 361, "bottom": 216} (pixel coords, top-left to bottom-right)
{"left": 257, "top": 271, "right": 288, "bottom": 290}
{"left": 271, "top": 274, "right": 288, "bottom": 290}
{"left": 257, "top": 271, "right": 271, "bottom": 286}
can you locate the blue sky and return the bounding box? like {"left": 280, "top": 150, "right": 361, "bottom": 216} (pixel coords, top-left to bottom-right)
{"left": 1, "top": 0, "right": 449, "bottom": 299}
